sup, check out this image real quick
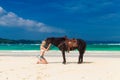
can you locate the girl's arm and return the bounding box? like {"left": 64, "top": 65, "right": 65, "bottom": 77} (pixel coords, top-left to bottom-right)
{"left": 40, "top": 46, "right": 47, "bottom": 50}
{"left": 46, "top": 43, "right": 51, "bottom": 50}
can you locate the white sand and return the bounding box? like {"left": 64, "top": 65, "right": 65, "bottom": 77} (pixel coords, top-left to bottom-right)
{"left": 0, "top": 51, "right": 120, "bottom": 80}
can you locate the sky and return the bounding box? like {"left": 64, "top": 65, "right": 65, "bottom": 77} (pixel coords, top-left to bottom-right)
{"left": 0, "top": 0, "right": 120, "bottom": 41}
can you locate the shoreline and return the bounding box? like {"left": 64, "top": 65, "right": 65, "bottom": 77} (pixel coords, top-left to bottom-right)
{"left": 0, "top": 50, "right": 120, "bottom": 52}
{"left": 0, "top": 50, "right": 120, "bottom": 58}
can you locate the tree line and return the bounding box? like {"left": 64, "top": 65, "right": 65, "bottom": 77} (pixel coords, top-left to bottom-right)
{"left": 0, "top": 38, "right": 41, "bottom": 44}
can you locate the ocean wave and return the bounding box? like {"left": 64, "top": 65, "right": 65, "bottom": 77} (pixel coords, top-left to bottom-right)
{"left": 11, "top": 50, "right": 39, "bottom": 52}
{"left": 93, "top": 43, "right": 120, "bottom": 45}
{"left": 0, "top": 44, "right": 40, "bottom": 46}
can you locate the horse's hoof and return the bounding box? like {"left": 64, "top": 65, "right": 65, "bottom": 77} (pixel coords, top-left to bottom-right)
{"left": 62, "top": 62, "right": 66, "bottom": 64}
{"left": 78, "top": 62, "right": 82, "bottom": 64}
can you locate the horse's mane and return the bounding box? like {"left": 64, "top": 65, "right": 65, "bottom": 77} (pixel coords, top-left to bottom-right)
{"left": 45, "top": 37, "right": 66, "bottom": 47}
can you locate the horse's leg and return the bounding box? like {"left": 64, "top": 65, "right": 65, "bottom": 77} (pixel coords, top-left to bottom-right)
{"left": 78, "top": 50, "right": 81, "bottom": 64}
{"left": 80, "top": 52, "right": 83, "bottom": 63}
{"left": 78, "top": 50, "right": 83, "bottom": 64}
{"left": 62, "top": 51, "right": 66, "bottom": 64}
{"left": 78, "top": 43, "right": 86, "bottom": 64}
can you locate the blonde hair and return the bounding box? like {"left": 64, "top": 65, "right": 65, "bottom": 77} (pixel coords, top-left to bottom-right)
{"left": 41, "top": 41, "right": 46, "bottom": 46}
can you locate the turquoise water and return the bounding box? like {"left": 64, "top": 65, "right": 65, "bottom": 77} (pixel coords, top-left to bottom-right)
{"left": 87, "top": 44, "right": 120, "bottom": 51}
{"left": 0, "top": 43, "right": 120, "bottom": 51}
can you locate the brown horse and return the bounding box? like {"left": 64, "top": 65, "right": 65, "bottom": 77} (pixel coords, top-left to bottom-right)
{"left": 45, "top": 36, "right": 86, "bottom": 64}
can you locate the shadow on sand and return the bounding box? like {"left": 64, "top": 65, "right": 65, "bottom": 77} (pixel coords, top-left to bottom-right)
{"left": 48, "top": 61, "right": 93, "bottom": 64}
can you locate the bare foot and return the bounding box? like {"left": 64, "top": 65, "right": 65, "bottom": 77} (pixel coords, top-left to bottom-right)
{"left": 36, "top": 58, "right": 48, "bottom": 64}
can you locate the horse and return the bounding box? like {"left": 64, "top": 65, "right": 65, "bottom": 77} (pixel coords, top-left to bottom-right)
{"left": 45, "top": 36, "right": 86, "bottom": 64}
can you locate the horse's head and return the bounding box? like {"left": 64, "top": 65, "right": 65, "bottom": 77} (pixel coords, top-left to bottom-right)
{"left": 45, "top": 37, "right": 54, "bottom": 45}
{"left": 45, "top": 36, "right": 66, "bottom": 47}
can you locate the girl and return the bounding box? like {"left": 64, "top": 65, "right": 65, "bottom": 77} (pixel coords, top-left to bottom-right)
{"left": 37, "top": 40, "right": 51, "bottom": 64}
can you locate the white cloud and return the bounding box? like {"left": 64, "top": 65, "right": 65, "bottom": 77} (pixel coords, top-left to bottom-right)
{"left": 0, "top": 6, "right": 65, "bottom": 33}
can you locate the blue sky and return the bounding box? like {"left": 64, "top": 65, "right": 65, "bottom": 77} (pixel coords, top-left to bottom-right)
{"left": 0, "top": 0, "right": 120, "bottom": 41}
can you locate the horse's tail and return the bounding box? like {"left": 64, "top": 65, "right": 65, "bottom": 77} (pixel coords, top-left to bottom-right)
{"left": 82, "top": 42, "right": 86, "bottom": 54}
{"left": 78, "top": 39, "right": 86, "bottom": 54}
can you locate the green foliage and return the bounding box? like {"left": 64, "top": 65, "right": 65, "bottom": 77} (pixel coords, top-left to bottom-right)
{"left": 0, "top": 38, "right": 41, "bottom": 44}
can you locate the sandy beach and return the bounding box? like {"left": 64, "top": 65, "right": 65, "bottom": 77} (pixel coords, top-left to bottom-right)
{"left": 0, "top": 50, "right": 120, "bottom": 80}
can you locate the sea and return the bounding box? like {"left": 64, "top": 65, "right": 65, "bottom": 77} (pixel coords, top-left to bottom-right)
{"left": 0, "top": 43, "right": 120, "bottom": 51}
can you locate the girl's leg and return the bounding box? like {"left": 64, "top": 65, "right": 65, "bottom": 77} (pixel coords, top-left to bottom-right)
{"left": 37, "top": 50, "right": 48, "bottom": 64}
